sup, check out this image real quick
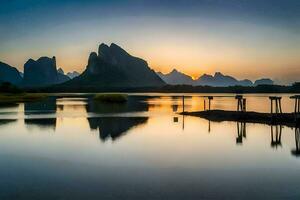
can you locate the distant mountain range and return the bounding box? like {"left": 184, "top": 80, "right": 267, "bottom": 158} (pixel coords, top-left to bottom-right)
{"left": 157, "top": 69, "right": 273, "bottom": 87}
{"left": 62, "top": 43, "right": 165, "bottom": 88}
{"left": 66, "top": 71, "right": 80, "bottom": 79}
{"left": 0, "top": 43, "right": 275, "bottom": 89}
{"left": 157, "top": 69, "right": 194, "bottom": 85}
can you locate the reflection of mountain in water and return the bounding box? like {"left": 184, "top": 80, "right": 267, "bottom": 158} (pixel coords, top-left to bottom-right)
{"left": 86, "top": 96, "right": 149, "bottom": 141}
{"left": 86, "top": 96, "right": 149, "bottom": 114}
{"left": 24, "top": 97, "right": 57, "bottom": 130}
{"left": 0, "top": 119, "right": 17, "bottom": 127}
{"left": 88, "top": 117, "right": 148, "bottom": 141}
{"left": 24, "top": 97, "right": 57, "bottom": 115}
{"left": 24, "top": 118, "right": 57, "bottom": 130}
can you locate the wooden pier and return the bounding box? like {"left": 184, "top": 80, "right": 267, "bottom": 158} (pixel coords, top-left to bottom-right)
{"left": 181, "top": 95, "right": 300, "bottom": 127}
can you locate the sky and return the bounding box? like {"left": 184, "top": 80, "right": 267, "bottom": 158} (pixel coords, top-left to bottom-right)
{"left": 0, "top": 0, "right": 299, "bottom": 84}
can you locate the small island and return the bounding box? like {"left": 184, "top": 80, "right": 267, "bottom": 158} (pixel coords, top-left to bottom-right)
{"left": 94, "top": 93, "right": 128, "bottom": 103}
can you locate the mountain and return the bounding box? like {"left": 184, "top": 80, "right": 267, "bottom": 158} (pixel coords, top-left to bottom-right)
{"left": 22, "top": 56, "right": 69, "bottom": 87}
{"left": 57, "top": 68, "right": 64, "bottom": 74}
{"left": 63, "top": 43, "right": 165, "bottom": 88}
{"left": 157, "top": 69, "right": 194, "bottom": 85}
{"left": 254, "top": 78, "right": 274, "bottom": 86}
{"left": 66, "top": 71, "right": 80, "bottom": 79}
{"left": 194, "top": 72, "right": 253, "bottom": 86}
{"left": 157, "top": 70, "right": 261, "bottom": 87}
{"left": 0, "top": 61, "right": 22, "bottom": 85}
{"left": 57, "top": 68, "right": 71, "bottom": 83}
{"left": 239, "top": 79, "right": 253, "bottom": 86}
{"left": 23, "top": 56, "right": 58, "bottom": 86}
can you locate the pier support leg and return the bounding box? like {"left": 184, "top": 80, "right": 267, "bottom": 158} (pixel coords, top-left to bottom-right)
{"left": 182, "top": 96, "right": 185, "bottom": 113}
{"left": 269, "top": 97, "right": 282, "bottom": 115}
{"left": 279, "top": 99, "right": 282, "bottom": 113}
{"left": 292, "top": 97, "right": 300, "bottom": 122}
{"left": 243, "top": 99, "right": 246, "bottom": 112}
{"left": 270, "top": 99, "right": 273, "bottom": 114}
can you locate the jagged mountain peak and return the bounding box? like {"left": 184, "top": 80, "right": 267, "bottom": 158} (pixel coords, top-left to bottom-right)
{"left": 157, "top": 69, "right": 194, "bottom": 85}
{"left": 22, "top": 56, "right": 70, "bottom": 87}
{"left": 170, "top": 69, "right": 178, "bottom": 73}
{"left": 214, "top": 72, "right": 223, "bottom": 77}
{"left": 67, "top": 71, "right": 80, "bottom": 79}
{"left": 64, "top": 42, "right": 165, "bottom": 88}
{"left": 98, "top": 43, "right": 130, "bottom": 61}
{"left": 57, "top": 68, "right": 64, "bottom": 74}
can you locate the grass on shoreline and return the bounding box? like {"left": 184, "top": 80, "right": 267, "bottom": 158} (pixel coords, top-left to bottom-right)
{"left": 94, "top": 93, "right": 128, "bottom": 103}
{"left": 0, "top": 93, "right": 47, "bottom": 104}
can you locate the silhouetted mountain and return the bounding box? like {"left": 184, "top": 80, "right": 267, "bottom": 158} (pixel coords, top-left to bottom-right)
{"left": 254, "top": 78, "right": 274, "bottom": 86}
{"left": 156, "top": 70, "right": 254, "bottom": 86}
{"left": 157, "top": 70, "right": 259, "bottom": 87}
{"left": 63, "top": 43, "right": 165, "bottom": 88}
{"left": 23, "top": 56, "right": 58, "bottom": 87}
{"left": 0, "top": 61, "right": 22, "bottom": 85}
{"left": 157, "top": 69, "right": 194, "bottom": 85}
{"left": 57, "top": 68, "right": 71, "bottom": 83}
{"left": 67, "top": 71, "right": 80, "bottom": 79}
{"left": 239, "top": 79, "right": 253, "bottom": 86}
{"left": 22, "top": 56, "right": 70, "bottom": 87}
{"left": 195, "top": 72, "right": 253, "bottom": 86}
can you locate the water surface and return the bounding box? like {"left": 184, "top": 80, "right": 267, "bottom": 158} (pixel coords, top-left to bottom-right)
{"left": 0, "top": 93, "right": 300, "bottom": 199}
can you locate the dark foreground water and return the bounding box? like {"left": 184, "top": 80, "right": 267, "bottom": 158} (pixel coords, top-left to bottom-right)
{"left": 0, "top": 93, "right": 300, "bottom": 200}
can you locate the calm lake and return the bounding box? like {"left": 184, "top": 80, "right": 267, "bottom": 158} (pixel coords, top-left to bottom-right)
{"left": 1, "top": 93, "right": 300, "bottom": 200}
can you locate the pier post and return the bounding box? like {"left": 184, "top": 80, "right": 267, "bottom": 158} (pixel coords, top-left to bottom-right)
{"left": 290, "top": 95, "right": 300, "bottom": 122}
{"left": 206, "top": 96, "right": 213, "bottom": 111}
{"left": 242, "top": 99, "right": 246, "bottom": 112}
{"left": 182, "top": 95, "right": 185, "bottom": 113}
{"left": 235, "top": 95, "right": 246, "bottom": 112}
{"left": 269, "top": 96, "right": 282, "bottom": 114}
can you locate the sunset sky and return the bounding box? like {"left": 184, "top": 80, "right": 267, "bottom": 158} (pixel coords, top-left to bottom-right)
{"left": 0, "top": 0, "right": 299, "bottom": 84}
